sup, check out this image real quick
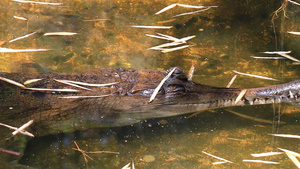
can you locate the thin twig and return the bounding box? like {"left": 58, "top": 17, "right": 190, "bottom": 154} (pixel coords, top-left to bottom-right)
{"left": 146, "top": 33, "right": 179, "bottom": 41}
{"left": 161, "top": 45, "right": 191, "bottom": 53}
{"left": 188, "top": 65, "right": 195, "bottom": 81}
{"left": 131, "top": 25, "right": 172, "bottom": 29}
{"left": 251, "top": 152, "right": 283, "bottom": 157}
{"left": 156, "top": 33, "right": 180, "bottom": 41}
{"left": 83, "top": 19, "right": 110, "bottom": 22}
{"left": 86, "top": 151, "right": 119, "bottom": 154}
{"left": 186, "top": 110, "right": 205, "bottom": 119}
{"left": 212, "top": 161, "right": 228, "bottom": 165}
{"left": 58, "top": 80, "right": 118, "bottom": 87}
{"left": 288, "top": 0, "right": 300, "bottom": 6}
{"left": 155, "top": 3, "right": 177, "bottom": 15}
{"left": 177, "top": 3, "right": 207, "bottom": 9}
{"left": 150, "top": 42, "right": 183, "bottom": 50}
{"left": 173, "top": 7, "right": 214, "bottom": 17}
{"left": 277, "top": 53, "right": 300, "bottom": 62}
{"left": 58, "top": 95, "right": 109, "bottom": 99}
{"left": 12, "top": 120, "right": 34, "bottom": 136}
{"left": 13, "top": 16, "right": 27, "bottom": 21}
{"left": 278, "top": 148, "right": 300, "bottom": 168}
{"left": 278, "top": 148, "right": 300, "bottom": 157}
{"left": 0, "top": 76, "right": 26, "bottom": 88}
{"left": 227, "top": 109, "right": 286, "bottom": 124}
{"left": 0, "top": 148, "right": 21, "bottom": 156}
{"left": 202, "top": 151, "right": 233, "bottom": 163}
{"left": 132, "top": 160, "right": 135, "bottom": 169}
{"left": 54, "top": 79, "right": 91, "bottom": 91}
{"left": 174, "top": 35, "right": 196, "bottom": 43}
{"left": 0, "top": 47, "right": 50, "bottom": 53}
{"left": 0, "top": 121, "right": 34, "bottom": 137}
{"left": 157, "top": 19, "right": 176, "bottom": 24}
{"left": 12, "top": 0, "right": 62, "bottom": 5}
{"left": 287, "top": 31, "right": 300, "bottom": 35}
{"left": 232, "top": 70, "right": 278, "bottom": 81}
{"left": 26, "top": 88, "right": 79, "bottom": 92}
{"left": 72, "top": 141, "right": 93, "bottom": 169}
{"left": 235, "top": 89, "right": 247, "bottom": 104}
{"left": 251, "top": 56, "right": 285, "bottom": 59}
{"left": 44, "top": 32, "right": 77, "bottom": 36}
{"left": 24, "top": 79, "right": 42, "bottom": 85}
{"left": 155, "top": 3, "right": 217, "bottom": 15}
{"left": 242, "top": 159, "right": 280, "bottom": 164}
{"left": 9, "top": 31, "right": 37, "bottom": 43}
{"left": 270, "top": 134, "right": 300, "bottom": 139}
{"left": 121, "top": 162, "right": 131, "bottom": 169}
{"left": 72, "top": 141, "right": 119, "bottom": 169}
{"left": 149, "top": 68, "right": 176, "bottom": 102}
{"left": 261, "top": 51, "right": 291, "bottom": 54}
{"left": 226, "top": 74, "right": 237, "bottom": 88}
{"left": 284, "top": 151, "right": 300, "bottom": 168}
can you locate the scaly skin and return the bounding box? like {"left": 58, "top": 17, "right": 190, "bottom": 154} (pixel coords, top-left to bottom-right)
{"left": 0, "top": 67, "right": 299, "bottom": 136}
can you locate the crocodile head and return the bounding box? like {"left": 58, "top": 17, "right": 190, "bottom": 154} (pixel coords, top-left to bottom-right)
{"left": 123, "top": 67, "right": 244, "bottom": 120}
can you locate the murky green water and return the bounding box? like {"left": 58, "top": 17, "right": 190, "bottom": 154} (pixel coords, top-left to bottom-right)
{"left": 0, "top": 0, "right": 300, "bottom": 168}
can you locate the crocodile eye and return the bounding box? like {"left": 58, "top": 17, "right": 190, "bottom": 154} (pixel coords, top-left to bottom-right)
{"left": 169, "top": 85, "right": 177, "bottom": 90}
{"left": 166, "top": 85, "right": 185, "bottom": 92}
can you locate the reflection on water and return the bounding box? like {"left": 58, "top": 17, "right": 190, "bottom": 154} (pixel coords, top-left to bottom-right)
{"left": 0, "top": 0, "right": 300, "bottom": 168}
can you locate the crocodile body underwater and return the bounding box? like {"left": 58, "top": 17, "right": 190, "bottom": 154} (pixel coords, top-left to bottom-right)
{"left": 0, "top": 67, "right": 300, "bottom": 136}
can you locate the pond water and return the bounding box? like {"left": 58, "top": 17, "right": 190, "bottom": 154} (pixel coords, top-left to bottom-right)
{"left": 0, "top": 0, "right": 300, "bottom": 168}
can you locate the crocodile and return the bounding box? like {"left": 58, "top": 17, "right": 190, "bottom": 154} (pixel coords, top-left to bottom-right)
{"left": 0, "top": 67, "right": 299, "bottom": 136}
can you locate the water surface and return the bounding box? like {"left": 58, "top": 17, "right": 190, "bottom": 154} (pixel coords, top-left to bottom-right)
{"left": 0, "top": 0, "right": 300, "bottom": 168}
